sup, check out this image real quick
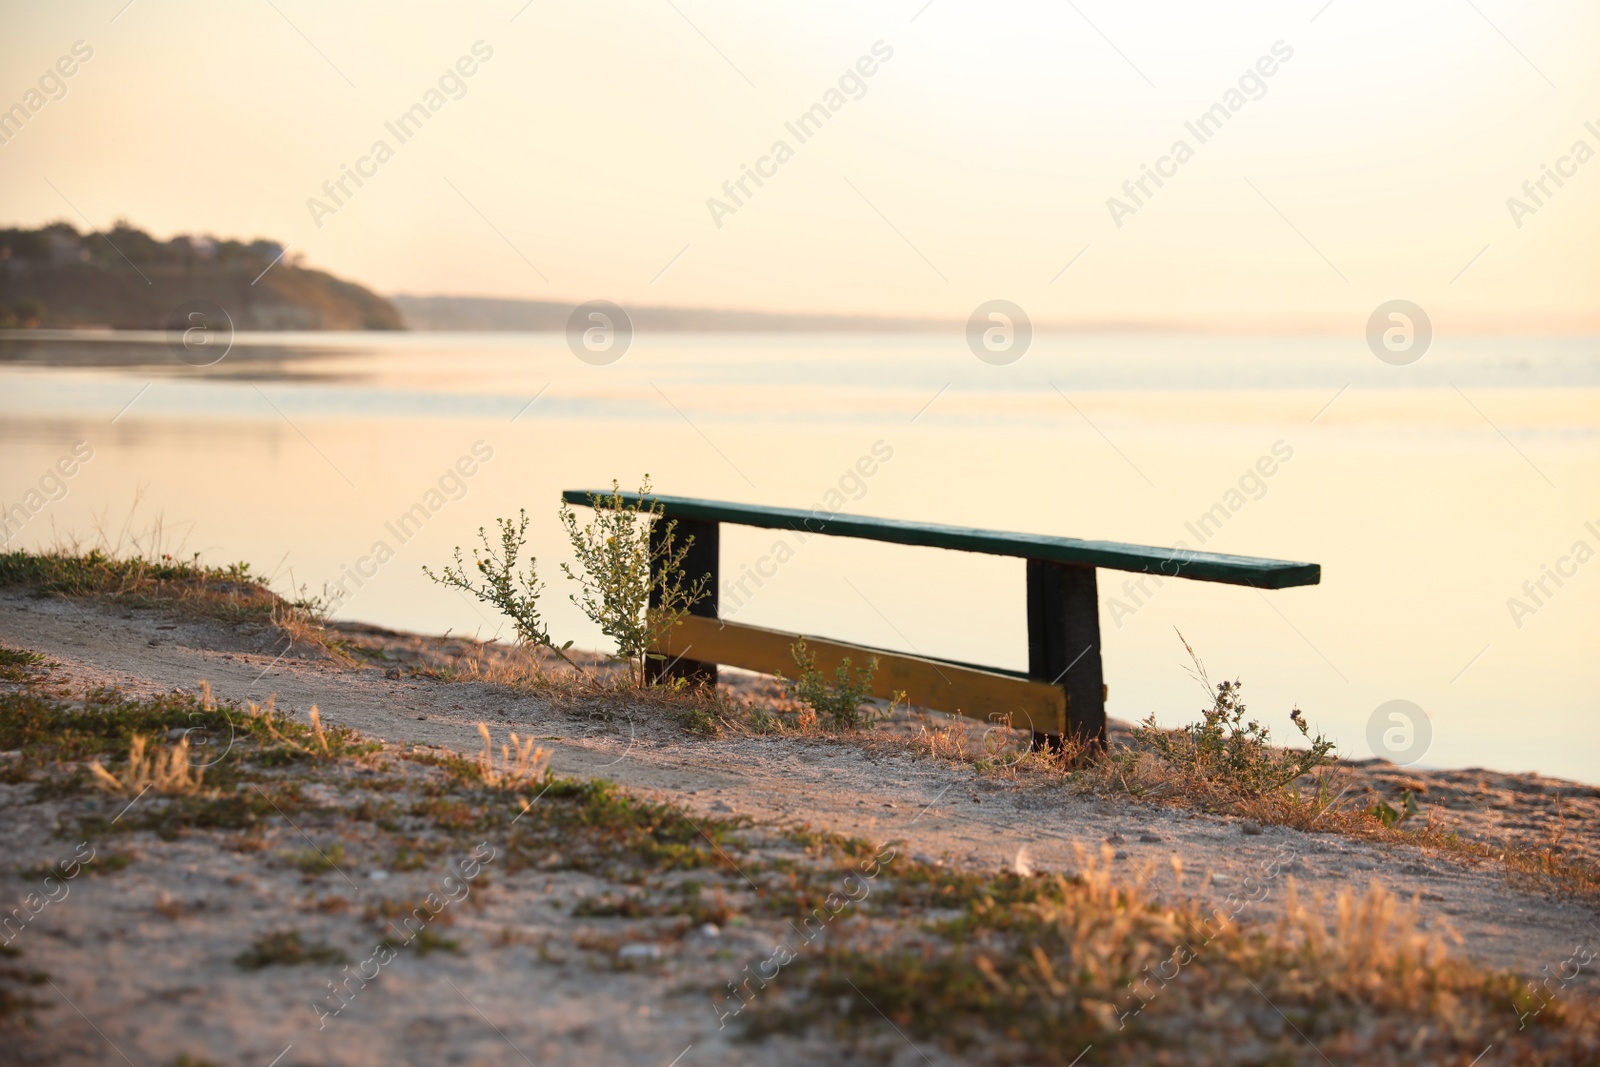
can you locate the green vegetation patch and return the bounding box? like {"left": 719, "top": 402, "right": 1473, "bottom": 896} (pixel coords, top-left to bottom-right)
{"left": 234, "top": 930, "right": 348, "bottom": 969}
{"left": 0, "top": 547, "right": 341, "bottom": 649}
{"left": 0, "top": 646, "right": 49, "bottom": 683}
{"left": 0, "top": 686, "right": 374, "bottom": 774}
{"left": 0, "top": 943, "right": 47, "bottom": 1023}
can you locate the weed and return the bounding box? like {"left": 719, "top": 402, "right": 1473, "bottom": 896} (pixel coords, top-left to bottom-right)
{"left": 423, "top": 510, "right": 579, "bottom": 668}
{"left": 677, "top": 703, "right": 721, "bottom": 737}
{"left": 573, "top": 892, "right": 654, "bottom": 918}
{"left": 502, "top": 777, "right": 749, "bottom": 877}
{"left": 0, "top": 646, "right": 48, "bottom": 683}
{"left": 1129, "top": 631, "right": 1336, "bottom": 798}
{"left": 388, "top": 844, "right": 435, "bottom": 871}
{"left": 376, "top": 924, "right": 462, "bottom": 956}
{"left": 785, "top": 639, "right": 879, "bottom": 731}
{"left": 366, "top": 897, "right": 458, "bottom": 927}
{"left": 282, "top": 843, "right": 348, "bottom": 877}
{"left": 234, "top": 930, "right": 347, "bottom": 969}
{"left": 97, "top": 850, "right": 134, "bottom": 872}
{"left": 409, "top": 927, "right": 461, "bottom": 956}
{"left": 1370, "top": 789, "right": 1422, "bottom": 828}
{"left": 559, "top": 477, "right": 709, "bottom": 685}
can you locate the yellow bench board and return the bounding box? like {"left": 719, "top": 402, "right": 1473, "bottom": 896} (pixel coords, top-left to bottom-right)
{"left": 653, "top": 613, "right": 1066, "bottom": 736}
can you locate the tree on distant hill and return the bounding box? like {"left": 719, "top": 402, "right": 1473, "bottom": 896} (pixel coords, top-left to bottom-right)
{"left": 0, "top": 221, "right": 402, "bottom": 330}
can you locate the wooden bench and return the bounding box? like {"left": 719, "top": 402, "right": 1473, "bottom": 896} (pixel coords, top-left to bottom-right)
{"left": 561, "top": 490, "right": 1320, "bottom": 752}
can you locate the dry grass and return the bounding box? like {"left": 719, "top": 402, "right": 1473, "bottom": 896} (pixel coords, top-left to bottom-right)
{"left": 271, "top": 602, "right": 353, "bottom": 663}
{"left": 0, "top": 525, "right": 347, "bottom": 659}
{"left": 88, "top": 733, "right": 206, "bottom": 796}
{"left": 7, "top": 675, "right": 1596, "bottom": 1065}
{"left": 307, "top": 706, "right": 329, "bottom": 753}
{"left": 892, "top": 709, "right": 1600, "bottom": 907}
{"left": 398, "top": 638, "right": 808, "bottom": 742}
{"left": 756, "top": 843, "right": 1598, "bottom": 1065}
{"left": 474, "top": 722, "right": 552, "bottom": 788}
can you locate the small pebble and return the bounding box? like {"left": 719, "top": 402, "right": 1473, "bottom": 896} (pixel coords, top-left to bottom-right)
{"left": 368, "top": 870, "right": 389, "bottom": 881}
{"left": 1241, "top": 821, "right": 1263, "bottom": 835}
{"left": 697, "top": 923, "right": 720, "bottom": 938}
{"left": 1138, "top": 831, "right": 1162, "bottom": 843}
{"left": 1113, "top": 850, "right": 1129, "bottom": 860}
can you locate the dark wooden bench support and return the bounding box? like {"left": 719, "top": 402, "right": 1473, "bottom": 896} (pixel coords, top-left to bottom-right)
{"left": 645, "top": 516, "right": 720, "bottom": 687}
{"left": 1027, "top": 559, "right": 1106, "bottom": 755}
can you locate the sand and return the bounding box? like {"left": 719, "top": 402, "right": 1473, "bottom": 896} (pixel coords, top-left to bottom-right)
{"left": 2, "top": 589, "right": 1597, "bottom": 1066}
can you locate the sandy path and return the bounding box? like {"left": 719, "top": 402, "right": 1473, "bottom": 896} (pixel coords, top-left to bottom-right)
{"left": 3, "top": 590, "right": 1597, "bottom": 992}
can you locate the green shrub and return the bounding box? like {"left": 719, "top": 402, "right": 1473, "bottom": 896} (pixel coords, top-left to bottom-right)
{"left": 559, "top": 478, "right": 708, "bottom": 685}
{"left": 786, "top": 639, "right": 879, "bottom": 730}
{"left": 423, "top": 510, "right": 577, "bottom": 666}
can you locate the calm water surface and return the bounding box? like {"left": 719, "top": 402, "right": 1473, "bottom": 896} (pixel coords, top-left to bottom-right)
{"left": 3, "top": 331, "right": 1597, "bottom": 782}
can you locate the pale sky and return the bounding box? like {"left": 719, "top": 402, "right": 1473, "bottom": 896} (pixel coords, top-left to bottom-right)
{"left": 2, "top": 0, "right": 1596, "bottom": 330}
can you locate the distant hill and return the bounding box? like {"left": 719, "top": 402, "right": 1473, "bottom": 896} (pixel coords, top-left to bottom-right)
{"left": 391, "top": 294, "right": 955, "bottom": 333}
{"left": 0, "top": 222, "right": 402, "bottom": 330}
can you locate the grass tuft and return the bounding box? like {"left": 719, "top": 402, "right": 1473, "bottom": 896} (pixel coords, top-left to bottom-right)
{"left": 88, "top": 734, "right": 207, "bottom": 796}
{"left": 473, "top": 722, "right": 552, "bottom": 789}
{"left": 0, "top": 645, "right": 49, "bottom": 683}
{"left": 233, "top": 929, "right": 347, "bottom": 969}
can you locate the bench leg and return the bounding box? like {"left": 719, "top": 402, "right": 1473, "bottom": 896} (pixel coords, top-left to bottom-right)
{"left": 646, "top": 516, "right": 719, "bottom": 687}
{"left": 1026, "top": 559, "right": 1107, "bottom": 759}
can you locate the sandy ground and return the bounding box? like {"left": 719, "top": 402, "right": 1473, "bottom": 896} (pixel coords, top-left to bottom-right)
{"left": 3, "top": 589, "right": 1599, "bottom": 1065}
